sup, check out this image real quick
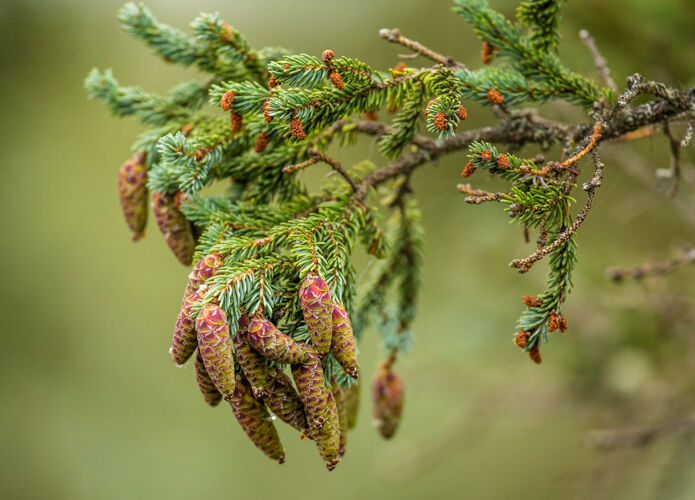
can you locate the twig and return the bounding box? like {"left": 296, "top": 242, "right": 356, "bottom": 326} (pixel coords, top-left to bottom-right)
{"left": 606, "top": 247, "right": 695, "bottom": 282}
{"left": 307, "top": 148, "right": 360, "bottom": 192}
{"left": 579, "top": 29, "right": 617, "bottom": 92}
{"left": 663, "top": 122, "right": 681, "bottom": 197}
{"left": 457, "top": 183, "right": 502, "bottom": 204}
{"left": 510, "top": 136, "right": 604, "bottom": 273}
{"left": 379, "top": 28, "right": 467, "bottom": 70}
{"left": 590, "top": 416, "right": 695, "bottom": 450}
{"left": 282, "top": 157, "right": 318, "bottom": 174}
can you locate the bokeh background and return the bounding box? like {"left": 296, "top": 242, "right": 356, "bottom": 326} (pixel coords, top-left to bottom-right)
{"left": 1, "top": 0, "right": 694, "bottom": 498}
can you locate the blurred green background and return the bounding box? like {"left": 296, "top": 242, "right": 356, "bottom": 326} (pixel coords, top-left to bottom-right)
{"left": 1, "top": 0, "right": 694, "bottom": 498}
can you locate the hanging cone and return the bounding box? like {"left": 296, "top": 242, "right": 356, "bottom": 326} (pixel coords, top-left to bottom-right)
{"left": 193, "top": 348, "right": 222, "bottom": 407}
{"left": 247, "top": 314, "right": 314, "bottom": 364}
{"left": 229, "top": 374, "right": 286, "bottom": 464}
{"left": 299, "top": 272, "right": 333, "bottom": 356}
{"left": 170, "top": 288, "right": 203, "bottom": 366}
{"left": 264, "top": 366, "right": 309, "bottom": 433}
{"left": 183, "top": 253, "right": 223, "bottom": 300}
{"left": 195, "top": 303, "right": 235, "bottom": 400}
{"left": 330, "top": 302, "right": 358, "bottom": 378}
{"left": 151, "top": 191, "right": 195, "bottom": 265}
{"left": 233, "top": 314, "right": 270, "bottom": 398}
{"left": 371, "top": 362, "right": 404, "bottom": 439}
{"left": 117, "top": 152, "right": 148, "bottom": 241}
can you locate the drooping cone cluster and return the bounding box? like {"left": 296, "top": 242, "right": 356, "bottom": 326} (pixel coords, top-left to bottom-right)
{"left": 372, "top": 362, "right": 404, "bottom": 439}
{"left": 117, "top": 152, "right": 148, "bottom": 241}
{"left": 170, "top": 265, "right": 362, "bottom": 469}
{"left": 151, "top": 191, "right": 195, "bottom": 265}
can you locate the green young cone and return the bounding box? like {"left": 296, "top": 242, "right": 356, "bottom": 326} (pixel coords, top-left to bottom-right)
{"left": 330, "top": 376, "right": 349, "bottom": 457}
{"left": 229, "top": 374, "right": 286, "bottom": 464}
{"left": 170, "top": 288, "right": 203, "bottom": 366}
{"left": 330, "top": 302, "right": 359, "bottom": 379}
{"left": 117, "top": 152, "right": 148, "bottom": 241}
{"left": 345, "top": 376, "right": 361, "bottom": 430}
{"left": 299, "top": 272, "right": 333, "bottom": 356}
{"left": 264, "top": 366, "right": 308, "bottom": 433}
{"left": 196, "top": 303, "right": 235, "bottom": 400}
{"left": 247, "top": 314, "right": 314, "bottom": 364}
{"left": 151, "top": 191, "right": 195, "bottom": 265}
{"left": 233, "top": 314, "right": 271, "bottom": 398}
{"left": 194, "top": 348, "right": 222, "bottom": 407}
{"left": 183, "top": 253, "right": 223, "bottom": 300}
{"left": 371, "top": 362, "right": 404, "bottom": 439}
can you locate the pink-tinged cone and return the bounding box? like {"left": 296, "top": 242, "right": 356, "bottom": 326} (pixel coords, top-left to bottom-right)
{"left": 233, "top": 315, "right": 270, "bottom": 398}
{"left": 170, "top": 289, "right": 203, "bottom": 366}
{"left": 247, "top": 315, "right": 314, "bottom": 365}
{"left": 330, "top": 302, "right": 359, "bottom": 379}
{"left": 291, "top": 355, "right": 331, "bottom": 431}
{"left": 372, "top": 363, "right": 404, "bottom": 439}
{"left": 195, "top": 303, "right": 235, "bottom": 400}
{"left": 229, "top": 374, "right": 286, "bottom": 464}
{"left": 183, "top": 253, "right": 223, "bottom": 300}
{"left": 264, "top": 367, "right": 309, "bottom": 433}
{"left": 194, "top": 348, "right": 222, "bottom": 407}
{"left": 299, "top": 273, "right": 333, "bottom": 356}
{"left": 151, "top": 191, "right": 195, "bottom": 265}
{"left": 117, "top": 152, "right": 148, "bottom": 241}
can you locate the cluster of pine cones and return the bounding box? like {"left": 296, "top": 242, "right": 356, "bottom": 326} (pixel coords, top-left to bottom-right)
{"left": 117, "top": 152, "right": 405, "bottom": 470}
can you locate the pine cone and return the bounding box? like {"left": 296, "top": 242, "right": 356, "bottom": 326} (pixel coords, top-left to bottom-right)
{"left": 299, "top": 272, "right": 333, "bottom": 356}
{"left": 264, "top": 366, "right": 309, "bottom": 433}
{"left": 170, "top": 289, "right": 203, "bottom": 366}
{"left": 183, "top": 253, "right": 223, "bottom": 300}
{"left": 117, "top": 152, "right": 148, "bottom": 241}
{"left": 151, "top": 191, "right": 195, "bottom": 265}
{"left": 310, "top": 388, "right": 341, "bottom": 470}
{"left": 345, "top": 378, "right": 360, "bottom": 430}
{"left": 247, "top": 314, "right": 314, "bottom": 364}
{"left": 372, "top": 362, "right": 404, "bottom": 439}
{"left": 229, "top": 374, "right": 286, "bottom": 464}
{"left": 330, "top": 302, "right": 358, "bottom": 378}
{"left": 233, "top": 314, "right": 271, "bottom": 398}
{"left": 196, "top": 303, "right": 235, "bottom": 400}
{"left": 193, "top": 348, "right": 222, "bottom": 407}
{"left": 291, "top": 354, "right": 331, "bottom": 430}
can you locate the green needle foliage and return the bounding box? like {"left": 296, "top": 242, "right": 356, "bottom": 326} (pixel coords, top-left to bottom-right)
{"left": 86, "top": 0, "right": 694, "bottom": 464}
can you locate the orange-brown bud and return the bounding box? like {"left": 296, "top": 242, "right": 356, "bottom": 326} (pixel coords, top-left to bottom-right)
{"left": 522, "top": 295, "right": 540, "bottom": 307}
{"left": 220, "top": 90, "right": 235, "bottom": 111}
{"left": 230, "top": 112, "right": 243, "bottom": 132}
{"left": 481, "top": 41, "right": 496, "bottom": 64}
{"left": 457, "top": 106, "right": 468, "bottom": 121}
{"left": 528, "top": 344, "right": 542, "bottom": 364}
{"left": 461, "top": 161, "right": 476, "bottom": 178}
{"left": 290, "top": 118, "right": 306, "bottom": 140}
{"left": 548, "top": 312, "right": 560, "bottom": 332}
{"left": 497, "top": 154, "right": 510, "bottom": 170}
{"left": 559, "top": 315, "right": 568, "bottom": 333}
{"left": 433, "top": 111, "right": 447, "bottom": 131}
{"left": 321, "top": 49, "right": 335, "bottom": 63}
{"left": 514, "top": 330, "right": 529, "bottom": 349}
{"left": 254, "top": 131, "right": 270, "bottom": 153}
{"left": 487, "top": 89, "right": 504, "bottom": 105}
{"left": 480, "top": 149, "right": 492, "bottom": 162}
{"left": 329, "top": 71, "right": 344, "bottom": 89}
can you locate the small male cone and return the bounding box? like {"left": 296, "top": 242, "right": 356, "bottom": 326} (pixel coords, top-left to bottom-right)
{"left": 264, "top": 366, "right": 309, "bottom": 433}
{"left": 194, "top": 348, "right": 222, "bottom": 407}
{"left": 233, "top": 314, "right": 271, "bottom": 398}
{"left": 372, "top": 362, "right": 404, "bottom": 439}
{"left": 229, "top": 374, "right": 286, "bottom": 464}
{"left": 330, "top": 376, "right": 349, "bottom": 457}
{"left": 151, "top": 191, "right": 195, "bottom": 265}
{"left": 330, "top": 302, "right": 358, "bottom": 378}
{"left": 291, "top": 354, "right": 332, "bottom": 431}
{"left": 183, "top": 253, "right": 223, "bottom": 300}
{"left": 196, "top": 303, "right": 235, "bottom": 400}
{"left": 170, "top": 288, "right": 203, "bottom": 366}
{"left": 299, "top": 272, "right": 333, "bottom": 356}
{"left": 247, "top": 314, "right": 314, "bottom": 364}
{"left": 117, "top": 152, "right": 148, "bottom": 241}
